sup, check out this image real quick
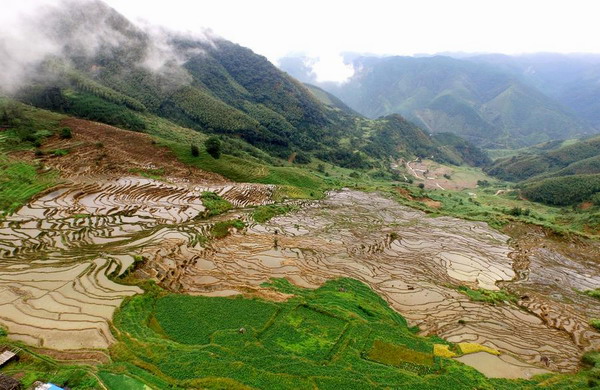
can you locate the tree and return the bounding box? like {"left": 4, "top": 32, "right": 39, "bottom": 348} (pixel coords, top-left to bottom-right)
{"left": 191, "top": 144, "right": 199, "bottom": 157}
{"left": 205, "top": 136, "right": 221, "bottom": 159}
{"left": 418, "top": 183, "right": 425, "bottom": 189}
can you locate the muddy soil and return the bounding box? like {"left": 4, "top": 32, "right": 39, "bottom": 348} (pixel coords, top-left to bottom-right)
{"left": 14, "top": 118, "right": 227, "bottom": 185}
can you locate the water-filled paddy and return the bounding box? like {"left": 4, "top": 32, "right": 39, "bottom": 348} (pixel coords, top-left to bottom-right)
{"left": 1, "top": 180, "right": 599, "bottom": 379}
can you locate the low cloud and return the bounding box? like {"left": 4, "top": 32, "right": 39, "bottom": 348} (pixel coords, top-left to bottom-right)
{"left": 0, "top": 0, "right": 215, "bottom": 94}
{"left": 311, "top": 54, "right": 355, "bottom": 83}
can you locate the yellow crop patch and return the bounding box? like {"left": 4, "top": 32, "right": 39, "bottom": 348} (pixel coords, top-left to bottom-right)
{"left": 458, "top": 342, "right": 500, "bottom": 355}
{"left": 433, "top": 344, "right": 456, "bottom": 358}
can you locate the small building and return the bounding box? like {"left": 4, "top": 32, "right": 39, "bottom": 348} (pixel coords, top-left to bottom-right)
{"left": 0, "top": 374, "right": 21, "bottom": 390}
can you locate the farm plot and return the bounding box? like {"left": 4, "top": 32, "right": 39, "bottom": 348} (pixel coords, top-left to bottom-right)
{"left": 0, "top": 176, "right": 274, "bottom": 350}
{"left": 139, "top": 189, "right": 599, "bottom": 374}
{"left": 110, "top": 278, "right": 509, "bottom": 389}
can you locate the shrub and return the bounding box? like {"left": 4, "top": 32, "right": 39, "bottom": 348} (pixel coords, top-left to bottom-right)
{"left": 59, "top": 127, "right": 72, "bottom": 139}
{"left": 200, "top": 192, "right": 232, "bottom": 217}
{"left": 52, "top": 149, "right": 69, "bottom": 156}
{"left": 191, "top": 144, "right": 200, "bottom": 157}
{"left": 418, "top": 183, "right": 425, "bottom": 189}
{"left": 205, "top": 136, "right": 221, "bottom": 159}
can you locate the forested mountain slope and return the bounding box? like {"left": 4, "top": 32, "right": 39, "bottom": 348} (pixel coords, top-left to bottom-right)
{"left": 280, "top": 54, "right": 592, "bottom": 149}
{"left": 486, "top": 135, "right": 600, "bottom": 205}
{"left": 4, "top": 0, "right": 486, "bottom": 169}
{"left": 466, "top": 53, "right": 600, "bottom": 129}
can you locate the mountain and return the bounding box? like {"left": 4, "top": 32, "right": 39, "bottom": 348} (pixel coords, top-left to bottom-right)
{"left": 464, "top": 53, "right": 600, "bottom": 129}
{"left": 485, "top": 135, "right": 600, "bottom": 205}
{"left": 302, "top": 83, "right": 360, "bottom": 116}
{"left": 4, "top": 0, "right": 486, "bottom": 169}
{"left": 280, "top": 54, "right": 593, "bottom": 149}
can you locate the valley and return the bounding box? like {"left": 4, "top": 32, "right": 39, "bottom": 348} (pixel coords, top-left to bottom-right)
{"left": 0, "top": 96, "right": 599, "bottom": 390}
{"left": 1, "top": 1, "right": 600, "bottom": 388}
{"left": 1, "top": 127, "right": 599, "bottom": 387}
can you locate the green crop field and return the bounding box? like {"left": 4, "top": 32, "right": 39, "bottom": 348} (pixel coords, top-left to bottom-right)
{"left": 0, "top": 155, "right": 57, "bottom": 215}
{"left": 1, "top": 279, "right": 599, "bottom": 389}
{"left": 98, "top": 372, "right": 149, "bottom": 390}
{"left": 154, "top": 295, "right": 279, "bottom": 344}
{"left": 88, "top": 278, "right": 596, "bottom": 389}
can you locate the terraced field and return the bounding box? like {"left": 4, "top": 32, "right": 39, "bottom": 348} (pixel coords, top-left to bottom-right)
{"left": 140, "top": 189, "right": 600, "bottom": 376}
{"left": 0, "top": 177, "right": 273, "bottom": 350}
{"left": 1, "top": 169, "right": 599, "bottom": 385}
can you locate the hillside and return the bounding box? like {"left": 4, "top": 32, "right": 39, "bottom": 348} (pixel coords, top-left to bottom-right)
{"left": 2, "top": 0, "right": 486, "bottom": 171}
{"left": 280, "top": 54, "right": 592, "bottom": 149}
{"left": 303, "top": 83, "right": 360, "bottom": 116}
{"left": 466, "top": 53, "right": 600, "bottom": 129}
{"left": 485, "top": 135, "right": 600, "bottom": 205}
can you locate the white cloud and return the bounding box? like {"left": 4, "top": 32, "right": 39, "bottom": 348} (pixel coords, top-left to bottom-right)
{"left": 5, "top": 0, "right": 600, "bottom": 83}
{"left": 311, "top": 55, "right": 354, "bottom": 83}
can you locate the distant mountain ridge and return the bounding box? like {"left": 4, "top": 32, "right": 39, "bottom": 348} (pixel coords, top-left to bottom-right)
{"left": 4, "top": 0, "right": 487, "bottom": 170}
{"left": 464, "top": 53, "right": 600, "bottom": 129}
{"left": 280, "top": 54, "right": 596, "bottom": 149}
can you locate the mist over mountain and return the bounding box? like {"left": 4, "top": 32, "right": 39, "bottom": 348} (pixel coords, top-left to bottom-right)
{"left": 1, "top": 0, "right": 486, "bottom": 170}
{"left": 464, "top": 53, "right": 600, "bottom": 129}
{"left": 280, "top": 53, "right": 597, "bottom": 149}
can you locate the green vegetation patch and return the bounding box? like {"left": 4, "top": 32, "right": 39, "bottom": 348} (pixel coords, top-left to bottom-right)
{"left": 590, "top": 319, "right": 600, "bottom": 331}
{"left": 0, "top": 156, "right": 57, "bottom": 215}
{"left": 98, "top": 372, "right": 149, "bottom": 390}
{"left": 261, "top": 305, "right": 346, "bottom": 360}
{"left": 456, "top": 285, "right": 517, "bottom": 305}
{"left": 210, "top": 219, "right": 245, "bottom": 238}
{"left": 521, "top": 173, "right": 600, "bottom": 206}
{"left": 367, "top": 339, "right": 434, "bottom": 371}
{"left": 167, "top": 141, "right": 328, "bottom": 199}
{"left": 129, "top": 168, "right": 165, "bottom": 180}
{"left": 199, "top": 191, "right": 232, "bottom": 217}
{"left": 63, "top": 91, "right": 146, "bottom": 131}
{"left": 154, "top": 295, "right": 278, "bottom": 344}
{"left": 252, "top": 203, "right": 299, "bottom": 223}
{"left": 110, "top": 278, "right": 534, "bottom": 389}
{"left": 585, "top": 289, "right": 600, "bottom": 300}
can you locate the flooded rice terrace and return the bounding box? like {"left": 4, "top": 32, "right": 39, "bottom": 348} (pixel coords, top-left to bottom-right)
{"left": 0, "top": 177, "right": 273, "bottom": 349}
{"left": 1, "top": 178, "right": 599, "bottom": 379}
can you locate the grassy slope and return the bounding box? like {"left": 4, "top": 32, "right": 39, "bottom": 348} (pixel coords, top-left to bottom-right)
{"left": 1, "top": 279, "right": 598, "bottom": 390}
{"left": 106, "top": 279, "right": 547, "bottom": 389}
{"left": 0, "top": 99, "right": 63, "bottom": 215}
{"left": 166, "top": 141, "right": 328, "bottom": 199}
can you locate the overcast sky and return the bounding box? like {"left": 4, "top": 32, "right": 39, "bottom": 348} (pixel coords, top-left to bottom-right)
{"left": 101, "top": 0, "right": 600, "bottom": 81}
{"left": 6, "top": 0, "right": 600, "bottom": 83}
